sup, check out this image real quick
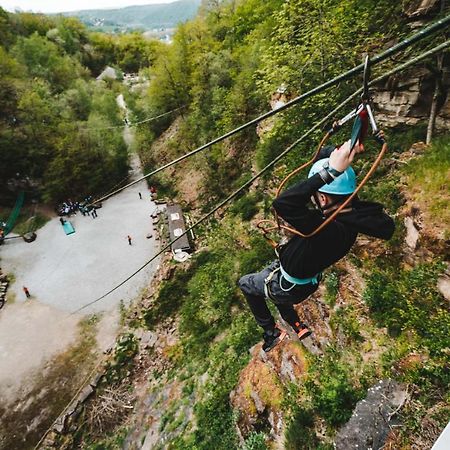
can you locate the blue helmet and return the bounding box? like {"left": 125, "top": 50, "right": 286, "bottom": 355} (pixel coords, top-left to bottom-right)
{"left": 308, "top": 158, "right": 356, "bottom": 195}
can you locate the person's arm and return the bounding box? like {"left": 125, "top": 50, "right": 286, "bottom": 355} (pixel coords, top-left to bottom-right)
{"left": 316, "top": 145, "right": 335, "bottom": 160}
{"left": 273, "top": 140, "right": 357, "bottom": 229}
{"left": 273, "top": 173, "right": 326, "bottom": 229}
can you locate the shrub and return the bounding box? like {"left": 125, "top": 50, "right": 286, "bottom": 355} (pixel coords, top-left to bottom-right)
{"left": 144, "top": 264, "right": 197, "bottom": 329}
{"left": 306, "top": 350, "right": 363, "bottom": 426}
{"left": 324, "top": 269, "right": 340, "bottom": 307}
{"left": 363, "top": 261, "right": 448, "bottom": 355}
{"left": 230, "top": 193, "right": 261, "bottom": 221}
{"left": 238, "top": 235, "right": 275, "bottom": 275}
{"left": 331, "top": 306, "right": 364, "bottom": 343}
{"left": 284, "top": 407, "right": 319, "bottom": 449}
{"left": 243, "top": 432, "right": 268, "bottom": 450}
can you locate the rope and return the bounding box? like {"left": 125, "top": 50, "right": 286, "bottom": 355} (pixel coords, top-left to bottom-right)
{"left": 79, "top": 106, "right": 186, "bottom": 132}
{"left": 91, "top": 16, "right": 450, "bottom": 206}
{"left": 70, "top": 39, "right": 450, "bottom": 314}
{"left": 261, "top": 39, "right": 450, "bottom": 241}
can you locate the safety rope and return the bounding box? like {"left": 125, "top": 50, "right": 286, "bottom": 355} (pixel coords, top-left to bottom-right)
{"left": 70, "top": 38, "right": 450, "bottom": 314}
{"left": 259, "top": 39, "right": 450, "bottom": 244}
{"left": 90, "top": 16, "right": 450, "bottom": 206}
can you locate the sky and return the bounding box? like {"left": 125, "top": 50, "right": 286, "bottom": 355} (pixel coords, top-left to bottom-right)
{"left": 0, "top": 0, "right": 177, "bottom": 13}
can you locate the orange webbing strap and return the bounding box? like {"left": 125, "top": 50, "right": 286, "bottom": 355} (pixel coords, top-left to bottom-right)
{"left": 256, "top": 220, "right": 280, "bottom": 249}
{"left": 272, "top": 131, "right": 333, "bottom": 230}
{"left": 276, "top": 140, "right": 388, "bottom": 238}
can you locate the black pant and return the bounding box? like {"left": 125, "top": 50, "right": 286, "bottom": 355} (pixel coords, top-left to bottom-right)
{"left": 238, "top": 260, "right": 319, "bottom": 331}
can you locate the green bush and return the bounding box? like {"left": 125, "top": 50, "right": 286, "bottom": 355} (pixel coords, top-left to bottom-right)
{"left": 103, "top": 333, "right": 138, "bottom": 384}
{"left": 331, "top": 306, "right": 364, "bottom": 343}
{"left": 243, "top": 432, "right": 268, "bottom": 450}
{"left": 284, "top": 407, "right": 319, "bottom": 449}
{"left": 238, "top": 235, "right": 275, "bottom": 275}
{"left": 324, "top": 270, "right": 340, "bottom": 307}
{"left": 144, "top": 264, "right": 197, "bottom": 330}
{"left": 363, "top": 262, "right": 448, "bottom": 355}
{"left": 229, "top": 193, "right": 262, "bottom": 221}
{"left": 306, "top": 350, "right": 363, "bottom": 426}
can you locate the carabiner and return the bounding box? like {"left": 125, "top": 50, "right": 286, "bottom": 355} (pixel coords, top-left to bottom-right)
{"left": 362, "top": 55, "right": 370, "bottom": 101}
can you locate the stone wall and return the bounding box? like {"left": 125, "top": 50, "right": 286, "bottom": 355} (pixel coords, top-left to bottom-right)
{"left": 372, "top": 64, "right": 449, "bottom": 129}
{"left": 372, "top": 0, "right": 449, "bottom": 130}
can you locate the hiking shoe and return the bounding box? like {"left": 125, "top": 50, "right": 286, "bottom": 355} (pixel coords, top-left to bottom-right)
{"left": 293, "top": 322, "right": 312, "bottom": 341}
{"left": 262, "top": 326, "right": 286, "bottom": 352}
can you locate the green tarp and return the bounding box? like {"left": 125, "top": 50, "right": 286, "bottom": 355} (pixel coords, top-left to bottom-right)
{"left": 4, "top": 191, "right": 24, "bottom": 235}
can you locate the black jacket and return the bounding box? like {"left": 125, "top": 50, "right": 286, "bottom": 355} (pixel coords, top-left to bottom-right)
{"left": 272, "top": 154, "right": 395, "bottom": 279}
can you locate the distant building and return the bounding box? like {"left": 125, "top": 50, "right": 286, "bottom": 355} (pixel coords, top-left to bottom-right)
{"left": 166, "top": 204, "right": 192, "bottom": 254}
{"left": 96, "top": 66, "right": 118, "bottom": 81}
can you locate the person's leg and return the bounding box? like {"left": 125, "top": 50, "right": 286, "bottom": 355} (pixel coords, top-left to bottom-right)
{"left": 268, "top": 273, "right": 320, "bottom": 339}
{"left": 238, "top": 262, "right": 277, "bottom": 331}
{"left": 242, "top": 291, "right": 275, "bottom": 330}
{"left": 238, "top": 261, "right": 287, "bottom": 352}
{"left": 275, "top": 303, "right": 311, "bottom": 340}
{"left": 275, "top": 303, "right": 301, "bottom": 328}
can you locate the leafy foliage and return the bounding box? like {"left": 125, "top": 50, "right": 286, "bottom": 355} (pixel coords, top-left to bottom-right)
{"left": 0, "top": 9, "right": 140, "bottom": 204}
{"left": 305, "top": 349, "right": 365, "bottom": 426}
{"left": 364, "top": 261, "right": 448, "bottom": 355}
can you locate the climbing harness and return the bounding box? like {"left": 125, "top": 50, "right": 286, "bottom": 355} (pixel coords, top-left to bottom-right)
{"left": 263, "top": 264, "right": 321, "bottom": 300}
{"left": 258, "top": 55, "right": 388, "bottom": 248}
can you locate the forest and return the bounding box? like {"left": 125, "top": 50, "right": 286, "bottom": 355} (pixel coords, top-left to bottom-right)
{"left": 0, "top": 0, "right": 449, "bottom": 449}
{"left": 0, "top": 9, "right": 166, "bottom": 206}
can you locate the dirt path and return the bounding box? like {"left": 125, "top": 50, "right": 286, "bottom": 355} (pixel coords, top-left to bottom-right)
{"left": 0, "top": 100, "right": 162, "bottom": 442}
{"left": 0, "top": 302, "right": 79, "bottom": 403}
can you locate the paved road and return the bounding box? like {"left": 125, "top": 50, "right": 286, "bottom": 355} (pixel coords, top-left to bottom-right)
{"left": 0, "top": 155, "right": 161, "bottom": 315}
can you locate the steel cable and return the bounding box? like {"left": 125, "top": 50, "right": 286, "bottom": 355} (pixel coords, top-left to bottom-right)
{"left": 70, "top": 39, "right": 450, "bottom": 314}
{"left": 91, "top": 15, "right": 450, "bottom": 205}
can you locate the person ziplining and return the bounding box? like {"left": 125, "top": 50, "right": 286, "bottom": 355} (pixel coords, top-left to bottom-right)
{"left": 238, "top": 56, "right": 396, "bottom": 352}
{"left": 70, "top": 21, "right": 450, "bottom": 314}
{"left": 238, "top": 138, "right": 395, "bottom": 351}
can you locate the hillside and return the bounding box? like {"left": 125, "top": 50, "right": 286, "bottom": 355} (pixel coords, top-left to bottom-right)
{"left": 1, "top": 0, "right": 449, "bottom": 449}
{"left": 60, "top": 0, "right": 202, "bottom": 32}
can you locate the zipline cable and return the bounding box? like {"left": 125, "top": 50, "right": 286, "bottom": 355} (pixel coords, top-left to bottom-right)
{"left": 70, "top": 39, "right": 449, "bottom": 314}
{"left": 80, "top": 105, "right": 186, "bottom": 131}
{"left": 91, "top": 15, "right": 450, "bottom": 206}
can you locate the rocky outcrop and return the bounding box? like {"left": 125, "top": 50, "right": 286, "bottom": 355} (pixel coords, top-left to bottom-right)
{"left": 334, "top": 379, "right": 409, "bottom": 450}
{"left": 374, "top": 0, "right": 448, "bottom": 131}
{"left": 404, "top": 0, "right": 440, "bottom": 18}
{"left": 372, "top": 64, "right": 450, "bottom": 130}
{"left": 230, "top": 340, "right": 308, "bottom": 443}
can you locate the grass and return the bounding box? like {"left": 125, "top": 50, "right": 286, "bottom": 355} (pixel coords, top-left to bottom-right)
{"left": 404, "top": 136, "right": 450, "bottom": 235}
{"left": 0, "top": 204, "right": 51, "bottom": 235}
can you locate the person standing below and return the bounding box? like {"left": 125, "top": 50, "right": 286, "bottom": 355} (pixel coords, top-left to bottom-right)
{"left": 127, "top": 235, "right": 132, "bottom": 245}
{"left": 238, "top": 136, "right": 395, "bottom": 352}
{"left": 23, "top": 286, "right": 31, "bottom": 299}
{"left": 139, "top": 192, "right": 142, "bottom": 199}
